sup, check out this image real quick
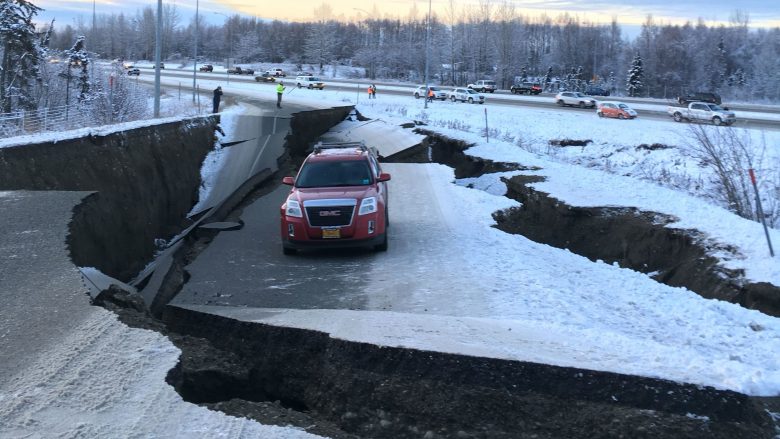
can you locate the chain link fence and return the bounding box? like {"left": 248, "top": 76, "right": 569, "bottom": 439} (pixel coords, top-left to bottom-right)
{"left": 0, "top": 104, "right": 152, "bottom": 138}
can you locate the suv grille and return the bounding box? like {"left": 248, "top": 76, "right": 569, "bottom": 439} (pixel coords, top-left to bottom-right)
{"left": 306, "top": 205, "right": 355, "bottom": 227}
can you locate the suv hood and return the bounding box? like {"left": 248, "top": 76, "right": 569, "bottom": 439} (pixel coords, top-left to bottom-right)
{"left": 293, "top": 186, "right": 375, "bottom": 203}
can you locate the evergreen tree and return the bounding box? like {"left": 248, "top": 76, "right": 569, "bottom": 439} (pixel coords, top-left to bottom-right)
{"left": 303, "top": 22, "right": 337, "bottom": 74}
{"left": 0, "top": 0, "right": 44, "bottom": 112}
{"left": 715, "top": 36, "right": 728, "bottom": 88}
{"left": 65, "top": 36, "right": 92, "bottom": 103}
{"left": 626, "top": 52, "right": 644, "bottom": 97}
{"left": 542, "top": 66, "right": 552, "bottom": 92}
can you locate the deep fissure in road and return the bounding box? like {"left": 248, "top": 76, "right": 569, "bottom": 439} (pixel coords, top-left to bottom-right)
{"left": 82, "top": 117, "right": 779, "bottom": 438}
{"left": 406, "top": 129, "right": 780, "bottom": 318}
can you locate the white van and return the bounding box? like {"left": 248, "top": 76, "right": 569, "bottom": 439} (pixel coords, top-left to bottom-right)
{"left": 295, "top": 76, "right": 325, "bottom": 89}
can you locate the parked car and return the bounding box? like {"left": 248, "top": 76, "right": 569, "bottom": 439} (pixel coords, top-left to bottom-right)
{"left": 467, "top": 80, "right": 497, "bottom": 93}
{"left": 126, "top": 68, "right": 140, "bottom": 76}
{"left": 510, "top": 82, "right": 542, "bottom": 95}
{"left": 667, "top": 102, "right": 735, "bottom": 126}
{"left": 280, "top": 141, "right": 390, "bottom": 254}
{"left": 596, "top": 101, "right": 637, "bottom": 119}
{"left": 554, "top": 91, "right": 596, "bottom": 108}
{"left": 156, "top": 62, "right": 165, "bottom": 69}
{"left": 199, "top": 64, "right": 213, "bottom": 72}
{"left": 677, "top": 91, "right": 721, "bottom": 105}
{"left": 228, "top": 66, "right": 254, "bottom": 75}
{"left": 122, "top": 61, "right": 134, "bottom": 69}
{"left": 585, "top": 85, "right": 610, "bottom": 96}
{"left": 255, "top": 74, "right": 276, "bottom": 83}
{"left": 449, "top": 87, "right": 485, "bottom": 104}
{"left": 413, "top": 86, "right": 447, "bottom": 100}
{"left": 295, "top": 75, "right": 325, "bottom": 89}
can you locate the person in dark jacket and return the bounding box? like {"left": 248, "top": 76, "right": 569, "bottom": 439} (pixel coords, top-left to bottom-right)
{"left": 212, "top": 86, "right": 223, "bottom": 113}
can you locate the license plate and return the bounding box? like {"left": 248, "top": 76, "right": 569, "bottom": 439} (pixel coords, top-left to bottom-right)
{"left": 322, "top": 228, "right": 340, "bottom": 239}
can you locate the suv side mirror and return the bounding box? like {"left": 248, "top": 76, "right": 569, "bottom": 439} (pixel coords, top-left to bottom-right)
{"left": 282, "top": 176, "right": 295, "bottom": 185}
{"left": 377, "top": 172, "right": 391, "bottom": 182}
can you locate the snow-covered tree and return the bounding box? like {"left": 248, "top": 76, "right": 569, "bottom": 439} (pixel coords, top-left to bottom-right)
{"left": 542, "top": 66, "right": 552, "bottom": 92}
{"left": 626, "top": 52, "right": 644, "bottom": 97}
{"left": 303, "top": 22, "right": 337, "bottom": 74}
{"left": 0, "top": 0, "right": 44, "bottom": 112}
{"left": 64, "top": 36, "right": 92, "bottom": 103}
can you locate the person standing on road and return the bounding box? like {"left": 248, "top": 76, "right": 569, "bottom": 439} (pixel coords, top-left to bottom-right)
{"left": 212, "top": 86, "right": 223, "bottom": 113}
{"left": 367, "top": 85, "right": 373, "bottom": 99}
{"left": 276, "top": 81, "right": 285, "bottom": 108}
{"left": 427, "top": 87, "right": 434, "bottom": 103}
{"left": 371, "top": 84, "right": 377, "bottom": 99}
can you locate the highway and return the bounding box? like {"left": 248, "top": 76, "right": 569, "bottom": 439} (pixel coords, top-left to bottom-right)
{"left": 144, "top": 66, "right": 780, "bottom": 130}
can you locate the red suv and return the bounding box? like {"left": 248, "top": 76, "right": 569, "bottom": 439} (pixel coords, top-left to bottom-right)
{"left": 280, "top": 142, "right": 391, "bottom": 254}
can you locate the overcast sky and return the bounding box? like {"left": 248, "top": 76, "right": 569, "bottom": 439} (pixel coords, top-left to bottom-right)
{"left": 35, "top": 0, "right": 779, "bottom": 30}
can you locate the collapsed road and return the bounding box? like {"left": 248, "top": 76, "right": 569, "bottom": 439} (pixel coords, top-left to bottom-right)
{"left": 2, "top": 102, "right": 779, "bottom": 438}
{"left": 149, "top": 114, "right": 779, "bottom": 436}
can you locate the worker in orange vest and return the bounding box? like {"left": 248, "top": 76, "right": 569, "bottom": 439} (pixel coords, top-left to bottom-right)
{"left": 427, "top": 87, "right": 434, "bottom": 103}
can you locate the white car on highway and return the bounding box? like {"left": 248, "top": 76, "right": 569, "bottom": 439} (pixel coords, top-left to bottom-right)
{"left": 449, "top": 87, "right": 485, "bottom": 104}
{"left": 413, "top": 86, "right": 447, "bottom": 100}
{"left": 554, "top": 91, "right": 597, "bottom": 108}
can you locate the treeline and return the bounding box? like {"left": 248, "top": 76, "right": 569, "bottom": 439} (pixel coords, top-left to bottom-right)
{"left": 5, "top": 0, "right": 779, "bottom": 116}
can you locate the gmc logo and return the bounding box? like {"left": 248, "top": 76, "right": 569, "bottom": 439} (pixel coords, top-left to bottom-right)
{"left": 319, "top": 210, "right": 341, "bottom": 217}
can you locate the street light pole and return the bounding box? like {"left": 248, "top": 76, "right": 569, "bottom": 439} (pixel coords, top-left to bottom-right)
{"left": 423, "top": 0, "right": 431, "bottom": 110}
{"left": 153, "top": 0, "right": 162, "bottom": 117}
{"left": 192, "top": 0, "right": 198, "bottom": 103}
{"left": 214, "top": 12, "right": 231, "bottom": 85}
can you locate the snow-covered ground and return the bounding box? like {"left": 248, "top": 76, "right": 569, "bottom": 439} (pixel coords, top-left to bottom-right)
{"left": 3, "top": 76, "right": 780, "bottom": 437}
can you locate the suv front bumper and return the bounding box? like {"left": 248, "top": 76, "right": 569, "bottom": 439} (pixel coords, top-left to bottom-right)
{"left": 283, "top": 233, "right": 386, "bottom": 250}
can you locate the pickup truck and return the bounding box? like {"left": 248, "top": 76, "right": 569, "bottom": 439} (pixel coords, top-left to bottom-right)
{"left": 467, "top": 80, "right": 496, "bottom": 93}
{"left": 667, "top": 102, "right": 736, "bottom": 126}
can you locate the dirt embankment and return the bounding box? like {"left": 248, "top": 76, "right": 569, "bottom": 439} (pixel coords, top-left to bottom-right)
{"left": 0, "top": 117, "right": 218, "bottom": 281}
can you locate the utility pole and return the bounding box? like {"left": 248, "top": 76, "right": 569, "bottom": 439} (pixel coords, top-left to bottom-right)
{"left": 423, "top": 0, "right": 431, "bottom": 110}
{"left": 153, "top": 0, "right": 162, "bottom": 117}
{"left": 192, "top": 0, "right": 199, "bottom": 103}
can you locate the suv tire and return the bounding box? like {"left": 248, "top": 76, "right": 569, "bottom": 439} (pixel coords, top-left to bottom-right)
{"left": 374, "top": 234, "right": 388, "bottom": 252}
{"left": 283, "top": 246, "right": 297, "bottom": 255}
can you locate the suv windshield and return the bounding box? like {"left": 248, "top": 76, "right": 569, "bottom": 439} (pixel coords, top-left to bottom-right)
{"left": 296, "top": 161, "right": 372, "bottom": 188}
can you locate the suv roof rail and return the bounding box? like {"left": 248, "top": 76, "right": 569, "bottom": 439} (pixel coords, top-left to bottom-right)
{"left": 313, "top": 141, "right": 368, "bottom": 154}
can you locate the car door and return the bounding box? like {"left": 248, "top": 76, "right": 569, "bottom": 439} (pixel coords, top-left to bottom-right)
{"left": 690, "top": 103, "right": 708, "bottom": 121}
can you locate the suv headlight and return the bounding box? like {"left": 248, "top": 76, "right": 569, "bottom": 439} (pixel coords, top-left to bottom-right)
{"left": 358, "top": 197, "right": 377, "bottom": 215}
{"left": 285, "top": 199, "right": 303, "bottom": 218}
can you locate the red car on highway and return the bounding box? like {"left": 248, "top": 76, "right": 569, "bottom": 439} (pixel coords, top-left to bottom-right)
{"left": 280, "top": 142, "right": 390, "bottom": 254}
